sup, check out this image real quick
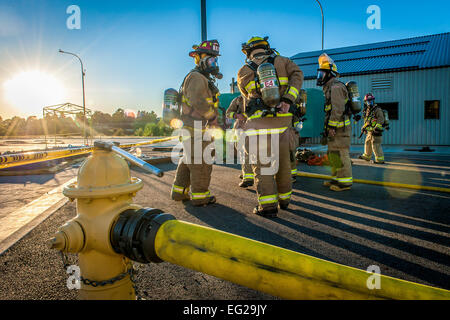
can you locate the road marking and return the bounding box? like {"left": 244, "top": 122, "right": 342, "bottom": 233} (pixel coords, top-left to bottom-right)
{"left": 0, "top": 177, "right": 77, "bottom": 254}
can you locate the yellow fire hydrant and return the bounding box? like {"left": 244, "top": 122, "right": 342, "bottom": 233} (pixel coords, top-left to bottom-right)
{"left": 49, "top": 142, "right": 145, "bottom": 299}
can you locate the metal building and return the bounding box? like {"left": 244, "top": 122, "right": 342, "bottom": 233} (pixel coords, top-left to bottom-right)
{"left": 291, "top": 32, "right": 450, "bottom": 145}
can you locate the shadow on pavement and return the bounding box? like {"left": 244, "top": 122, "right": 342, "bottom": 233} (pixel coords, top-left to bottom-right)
{"left": 273, "top": 208, "right": 450, "bottom": 289}
{"left": 184, "top": 203, "right": 332, "bottom": 262}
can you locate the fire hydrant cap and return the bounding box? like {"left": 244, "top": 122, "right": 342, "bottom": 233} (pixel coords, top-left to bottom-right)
{"left": 63, "top": 149, "right": 143, "bottom": 199}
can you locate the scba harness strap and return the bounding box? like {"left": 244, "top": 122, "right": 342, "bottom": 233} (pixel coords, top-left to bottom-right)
{"left": 179, "top": 69, "right": 219, "bottom": 120}
{"left": 245, "top": 53, "right": 281, "bottom": 118}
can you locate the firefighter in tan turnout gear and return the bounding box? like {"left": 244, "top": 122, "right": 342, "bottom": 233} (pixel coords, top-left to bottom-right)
{"left": 170, "top": 40, "right": 222, "bottom": 206}
{"left": 226, "top": 95, "right": 254, "bottom": 187}
{"left": 316, "top": 53, "right": 353, "bottom": 191}
{"left": 237, "top": 36, "right": 303, "bottom": 218}
{"left": 359, "top": 93, "right": 385, "bottom": 164}
{"left": 290, "top": 90, "right": 307, "bottom": 183}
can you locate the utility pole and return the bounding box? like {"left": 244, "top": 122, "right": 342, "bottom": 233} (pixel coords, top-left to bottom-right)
{"left": 201, "top": 0, "right": 207, "bottom": 41}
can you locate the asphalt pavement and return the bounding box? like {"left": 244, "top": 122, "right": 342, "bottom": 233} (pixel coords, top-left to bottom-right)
{"left": 0, "top": 152, "right": 449, "bottom": 300}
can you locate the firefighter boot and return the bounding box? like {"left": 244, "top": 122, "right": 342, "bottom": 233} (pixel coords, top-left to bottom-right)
{"left": 253, "top": 206, "right": 278, "bottom": 218}
{"left": 239, "top": 180, "right": 254, "bottom": 188}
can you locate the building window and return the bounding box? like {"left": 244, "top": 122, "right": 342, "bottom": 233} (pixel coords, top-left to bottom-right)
{"left": 424, "top": 100, "right": 440, "bottom": 119}
{"left": 377, "top": 102, "right": 399, "bottom": 120}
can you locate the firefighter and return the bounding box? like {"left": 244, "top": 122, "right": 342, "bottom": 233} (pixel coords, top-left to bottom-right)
{"left": 290, "top": 92, "right": 307, "bottom": 183}
{"left": 226, "top": 95, "right": 254, "bottom": 187}
{"left": 316, "top": 53, "right": 353, "bottom": 191}
{"left": 237, "top": 36, "right": 303, "bottom": 218}
{"left": 359, "top": 93, "right": 385, "bottom": 164}
{"left": 170, "top": 40, "right": 222, "bottom": 206}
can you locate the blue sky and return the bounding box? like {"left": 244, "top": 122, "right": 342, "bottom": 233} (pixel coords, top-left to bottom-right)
{"left": 0, "top": 0, "right": 449, "bottom": 118}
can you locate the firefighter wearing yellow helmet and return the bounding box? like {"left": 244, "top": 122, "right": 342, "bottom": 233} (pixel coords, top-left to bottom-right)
{"left": 317, "top": 53, "right": 353, "bottom": 191}
{"left": 237, "top": 36, "right": 304, "bottom": 218}
{"left": 170, "top": 40, "right": 222, "bottom": 206}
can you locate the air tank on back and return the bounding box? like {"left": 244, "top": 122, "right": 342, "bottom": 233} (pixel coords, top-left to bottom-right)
{"left": 257, "top": 63, "right": 280, "bottom": 107}
{"left": 298, "top": 89, "right": 307, "bottom": 117}
{"left": 345, "top": 81, "right": 362, "bottom": 115}
{"left": 162, "top": 88, "right": 180, "bottom": 125}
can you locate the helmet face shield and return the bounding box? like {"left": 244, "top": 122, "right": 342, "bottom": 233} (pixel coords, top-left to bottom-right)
{"left": 316, "top": 70, "right": 328, "bottom": 86}
{"left": 365, "top": 99, "right": 374, "bottom": 107}
{"left": 200, "top": 55, "right": 220, "bottom": 75}
{"left": 206, "top": 56, "right": 219, "bottom": 69}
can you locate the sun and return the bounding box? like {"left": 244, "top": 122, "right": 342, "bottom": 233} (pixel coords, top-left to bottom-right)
{"left": 3, "top": 70, "right": 66, "bottom": 116}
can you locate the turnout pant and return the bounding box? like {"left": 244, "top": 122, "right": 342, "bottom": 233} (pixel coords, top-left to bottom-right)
{"left": 289, "top": 128, "right": 300, "bottom": 176}
{"left": 246, "top": 130, "right": 292, "bottom": 210}
{"left": 171, "top": 136, "right": 214, "bottom": 205}
{"left": 327, "top": 126, "right": 352, "bottom": 187}
{"left": 236, "top": 131, "right": 254, "bottom": 182}
{"left": 363, "top": 133, "right": 384, "bottom": 162}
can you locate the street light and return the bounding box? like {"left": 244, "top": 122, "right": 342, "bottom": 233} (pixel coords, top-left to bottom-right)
{"left": 315, "top": 0, "right": 324, "bottom": 50}
{"left": 59, "top": 49, "right": 87, "bottom": 145}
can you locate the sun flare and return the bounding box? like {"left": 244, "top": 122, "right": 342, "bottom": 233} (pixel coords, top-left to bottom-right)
{"left": 3, "top": 70, "right": 66, "bottom": 116}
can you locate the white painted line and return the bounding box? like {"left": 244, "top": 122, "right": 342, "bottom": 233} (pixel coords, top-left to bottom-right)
{"left": 0, "top": 177, "right": 77, "bottom": 254}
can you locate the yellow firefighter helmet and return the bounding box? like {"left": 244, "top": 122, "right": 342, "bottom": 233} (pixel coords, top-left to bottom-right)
{"left": 241, "top": 36, "right": 270, "bottom": 55}
{"left": 318, "top": 53, "right": 338, "bottom": 73}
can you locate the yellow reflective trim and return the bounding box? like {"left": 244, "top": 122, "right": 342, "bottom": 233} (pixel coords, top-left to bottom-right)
{"left": 172, "top": 185, "right": 185, "bottom": 194}
{"left": 279, "top": 191, "right": 292, "bottom": 200}
{"left": 245, "top": 127, "right": 288, "bottom": 136}
{"left": 248, "top": 111, "right": 293, "bottom": 120}
{"left": 228, "top": 112, "right": 235, "bottom": 119}
{"left": 259, "top": 194, "right": 277, "bottom": 200}
{"left": 245, "top": 81, "right": 256, "bottom": 92}
{"left": 279, "top": 77, "right": 289, "bottom": 85}
{"left": 192, "top": 191, "right": 211, "bottom": 199}
{"left": 182, "top": 95, "right": 191, "bottom": 107}
{"left": 289, "top": 86, "right": 299, "bottom": 96}
{"left": 259, "top": 194, "right": 278, "bottom": 204}
{"left": 324, "top": 104, "right": 332, "bottom": 112}
{"left": 328, "top": 120, "right": 339, "bottom": 127}
{"left": 337, "top": 177, "right": 353, "bottom": 183}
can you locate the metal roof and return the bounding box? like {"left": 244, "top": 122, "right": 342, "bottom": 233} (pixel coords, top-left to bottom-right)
{"left": 291, "top": 33, "right": 450, "bottom": 79}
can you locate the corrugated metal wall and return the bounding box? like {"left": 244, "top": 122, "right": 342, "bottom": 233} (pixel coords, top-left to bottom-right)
{"left": 301, "top": 68, "right": 450, "bottom": 145}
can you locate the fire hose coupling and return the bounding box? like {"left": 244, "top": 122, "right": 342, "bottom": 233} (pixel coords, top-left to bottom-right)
{"left": 111, "top": 208, "right": 176, "bottom": 263}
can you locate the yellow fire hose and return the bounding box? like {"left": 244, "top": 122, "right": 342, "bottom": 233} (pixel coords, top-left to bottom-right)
{"left": 296, "top": 171, "right": 450, "bottom": 194}
{"left": 152, "top": 219, "right": 450, "bottom": 300}
{"left": 111, "top": 211, "right": 450, "bottom": 300}
{"left": 0, "top": 136, "right": 178, "bottom": 170}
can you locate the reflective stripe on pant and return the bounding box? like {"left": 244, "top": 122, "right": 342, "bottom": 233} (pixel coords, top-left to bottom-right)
{"left": 246, "top": 131, "right": 292, "bottom": 210}
{"left": 364, "top": 133, "right": 384, "bottom": 162}
{"left": 171, "top": 137, "right": 214, "bottom": 205}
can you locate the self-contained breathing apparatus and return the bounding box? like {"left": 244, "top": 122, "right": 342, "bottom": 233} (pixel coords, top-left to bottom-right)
{"left": 245, "top": 52, "right": 280, "bottom": 118}
{"left": 245, "top": 51, "right": 303, "bottom": 120}
{"left": 162, "top": 88, "right": 181, "bottom": 125}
